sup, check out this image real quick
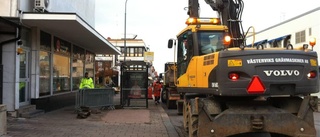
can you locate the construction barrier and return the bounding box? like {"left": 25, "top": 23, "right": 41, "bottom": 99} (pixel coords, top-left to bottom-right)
{"left": 75, "top": 88, "right": 115, "bottom": 110}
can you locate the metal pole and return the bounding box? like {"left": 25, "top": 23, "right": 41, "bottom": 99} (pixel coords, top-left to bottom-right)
{"left": 120, "top": 0, "right": 129, "bottom": 107}
{"left": 124, "top": 0, "right": 128, "bottom": 62}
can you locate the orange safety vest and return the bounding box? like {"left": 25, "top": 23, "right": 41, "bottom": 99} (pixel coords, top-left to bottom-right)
{"left": 153, "top": 82, "right": 162, "bottom": 97}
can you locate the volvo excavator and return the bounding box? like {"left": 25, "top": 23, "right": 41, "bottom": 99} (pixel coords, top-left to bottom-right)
{"left": 167, "top": 0, "right": 319, "bottom": 136}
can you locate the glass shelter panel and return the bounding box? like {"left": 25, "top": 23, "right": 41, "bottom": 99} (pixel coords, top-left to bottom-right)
{"left": 121, "top": 62, "right": 148, "bottom": 108}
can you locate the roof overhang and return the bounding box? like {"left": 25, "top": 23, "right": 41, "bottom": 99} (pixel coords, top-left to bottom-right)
{"left": 0, "top": 17, "right": 19, "bottom": 35}
{"left": 21, "top": 13, "right": 120, "bottom": 55}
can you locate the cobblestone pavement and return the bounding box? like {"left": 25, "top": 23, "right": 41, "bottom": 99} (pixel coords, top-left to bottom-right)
{"left": 2, "top": 99, "right": 179, "bottom": 137}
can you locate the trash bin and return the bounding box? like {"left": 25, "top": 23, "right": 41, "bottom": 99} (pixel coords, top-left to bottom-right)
{"left": 0, "top": 104, "right": 6, "bottom": 135}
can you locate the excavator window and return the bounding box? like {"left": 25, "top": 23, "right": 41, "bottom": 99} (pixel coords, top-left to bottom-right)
{"left": 198, "top": 31, "right": 224, "bottom": 55}
{"left": 176, "top": 32, "right": 192, "bottom": 77}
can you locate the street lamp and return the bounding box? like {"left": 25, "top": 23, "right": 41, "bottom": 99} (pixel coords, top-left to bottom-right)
{"left": 121, "top": 0, "right": 129, "bottom": 107}
{"left": 124, "top": 0, "right": 128, "bottom": 62}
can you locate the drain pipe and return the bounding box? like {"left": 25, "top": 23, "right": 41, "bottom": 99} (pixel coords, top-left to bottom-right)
{"left": 0, "top": 17, "right": 21, "bottom": 104}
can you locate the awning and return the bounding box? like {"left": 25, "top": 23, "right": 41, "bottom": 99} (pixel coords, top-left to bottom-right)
{"left": 268, "top": 35, "right": 291, "bottom": 44}
{"left": 20, "top": 13, "right": 120, "bottom": 55}
{"left": 247, "top": 39, "right": 267, "bottom": 47}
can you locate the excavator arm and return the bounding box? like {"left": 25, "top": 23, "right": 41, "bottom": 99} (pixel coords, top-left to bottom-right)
{"left": 187, "top": 0, "right": 245, "bottom": 47}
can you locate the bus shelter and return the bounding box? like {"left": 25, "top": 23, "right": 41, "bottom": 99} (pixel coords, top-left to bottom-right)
{"left": 120, "top": 61, "right": 149, "bottom": 108}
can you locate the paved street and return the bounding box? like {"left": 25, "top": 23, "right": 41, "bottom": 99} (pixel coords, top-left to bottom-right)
{"left": 2, "top": 94, "right": 320, "bottom": 137}
{"left": 2, "top": 94, "right": 179, "bottom": 137}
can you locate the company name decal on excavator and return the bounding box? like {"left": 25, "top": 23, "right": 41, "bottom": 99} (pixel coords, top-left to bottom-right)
{"left": 263, "top": 70, "right": 300, "bottom": 77}
{"left": 247, "top": 58, "right": 309, "bottom": 64}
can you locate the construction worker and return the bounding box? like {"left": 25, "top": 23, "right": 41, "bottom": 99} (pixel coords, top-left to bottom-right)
{"left": 79, "top": 72, "right": 94, "bottom": 89}
{"left": 153, "top": 78, "right": 162, "bottom": 104}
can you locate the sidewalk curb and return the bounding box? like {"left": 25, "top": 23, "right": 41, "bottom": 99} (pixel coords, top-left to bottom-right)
{"left": 158, "top": 105, "right": 180, "bottom": 137}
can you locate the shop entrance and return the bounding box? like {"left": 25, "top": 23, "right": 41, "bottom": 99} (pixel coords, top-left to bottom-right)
{"left": 120, "top": 61, "right": 149, "bottom": 108}
{"left": 19, "top": 48, "right": 30, "bottom": 106}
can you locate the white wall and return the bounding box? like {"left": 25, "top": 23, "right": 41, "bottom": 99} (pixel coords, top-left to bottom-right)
{"left": 46, "top": 0, "right": 95, "bottom": 27}
{"left": 1, "top": 36, "right": 18, "bottom": 111}
{"left": 0, "top": 0, "right": 95, "bottom": 27}
{"left": 0, "top": 0, "right": 18, "bottom": 17}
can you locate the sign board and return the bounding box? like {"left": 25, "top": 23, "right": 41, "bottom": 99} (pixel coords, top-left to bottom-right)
{"left": 144, "top": 52, "right": 154, "bottom": 62}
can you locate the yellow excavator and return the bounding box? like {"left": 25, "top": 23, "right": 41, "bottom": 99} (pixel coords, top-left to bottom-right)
{"left": 167, "top": 0, "right": 319, "bottom": 136}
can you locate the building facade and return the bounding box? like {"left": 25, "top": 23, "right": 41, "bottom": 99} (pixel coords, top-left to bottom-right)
{"left": 246, "top": 7, "right": 320, "bottom": 57}
{"left": 245, "top": 7, "right": 320, "bottom": 97}
{"left": 95, "top": 37, "right": 150, "bottom": 88}
{"left": 0, "top": 0, "right": 120, "bottom": 115}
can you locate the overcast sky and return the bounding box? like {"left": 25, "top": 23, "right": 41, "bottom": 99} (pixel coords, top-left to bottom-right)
{"left": 95, "top": 0, "right": 320, "bottom": 73}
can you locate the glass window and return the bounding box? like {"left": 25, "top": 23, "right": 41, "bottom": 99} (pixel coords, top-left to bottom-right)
{"left": 134, "top": 48, "right": 138, "bottom": 56}
{"left": 295, "top": 30, "right": 306, "bottom": 44}
{"left": 138, "top": 48, "right": 143, "bottom": 57}
{"left": 130, "top": 48, "right": 134, "bottom": 57}
{"left": 85, "top": 51, "right": 95, "bottom": 79}
{"left": 198, "top": 31, "right": 224, "bottom": 55}
{"left": 72, "top": 45, "right": 85, "bottom": 90}
{"left": 73, "top": 45, "right": 85, "bottom": 60}
{"left": 120, "top": 47, "right": 125, "bottom": 57}
{"left": 39, "top": 31, "right": 52, "bottom": 96}
{"left": 119, "top": 47, "right": 146, "bottom": 57}
{"left": 309, "top": 28, "right": 312, "bottom": 36}
{"left": 177, "top": 33, "right": 189, "bottom": 77}
{"left": 39, "top": 51, "right": 51, "bottom": 96}
{"left": 19, "top": 53, "right": 27, "bottom": 78}
{"left": 72, "top": 59, "right": 84, "bottom": 90}
{"left": 40, "top": 31, "right": 51, "bottom": 51}
{"left": 95, "top": 61, "right": 104, "bottom": 85}
{"left": 54, "top": 37, "right": 71, "bottom": 56}
{"left": 53, "top": 54, "right": 70, "bottom": 93}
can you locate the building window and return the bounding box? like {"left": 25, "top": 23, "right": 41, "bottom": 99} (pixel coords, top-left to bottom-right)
{"left": 53, "top": 54, "right": 70, "bottom": 93}
{"left": 40, "top": 31, "right": 51, "bottom": 51}
{"left": 72, "top": 45, "right": 85, "bottom": 90}
{"left": 120, "top": 47, "right": 125, "bottom": 57}
{"left": 126, "top": 48, "right": 130, "bottom": 57}
{"left": 295, "top": 30, "right": 306, "bottom": 44}
{"left": 39, "top": 51, "right": 51, "bottom": 96}
{"left": 119, "top": 47, "right": 145, "bottom": 57}
{"left": 309, "top": 28, "right": 312, "bottom": 36}
{"left": 54, "top": 37, "right": 71, "bottom": 56}
{"left": 39, "top": 31, "right": 52, "bottom": 96}
{"left": 127, "top": 65, "right": 146, "bottom": 71}
{"left": 53, "top": 37, "right": 71, "bottom": 93}
{"left": 85, "top": 51, "right": 95, "bottom": 79}
{"left": 138, "top": 48, "right": 143, "bottom": 57}
{"left": 130, "top": 48, "right": 134, "bottom": 57}
{"left": 122, "top": 47, "right": 145, "bottom": 57}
